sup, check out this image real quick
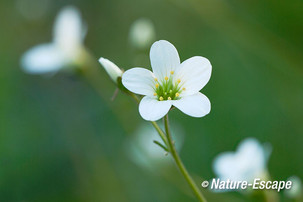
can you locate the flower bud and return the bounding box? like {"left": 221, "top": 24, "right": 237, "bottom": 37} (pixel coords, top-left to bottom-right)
{"left": 98, "top": 57, "right": 123, "bottom": 83}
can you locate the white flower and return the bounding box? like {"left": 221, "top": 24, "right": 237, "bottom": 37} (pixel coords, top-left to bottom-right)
{"left": 98, "top": 57, "right": 123, "bottom": 83}
{"left": 21, "top": 6, "right": 86, "bottom": 74}
{"left": 129, "top": 18, "right": 156, "bottom": 50}
{"left": 285, "top": 176, "right": 302, "bottom": 199}
{"left": 213, "top": 138, "right": 271, "bottom": 183}
{"left": 122, "top": 40, "right": 212, "bottom": 121}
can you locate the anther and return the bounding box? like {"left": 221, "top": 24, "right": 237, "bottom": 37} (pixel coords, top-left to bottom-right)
{"left": 155, "top": 83, "right": 159, "bottom": 88}
{"left": 177, "top": 79, "right": 181, "bottom": 83}
{"left": 159, "top": 96, "right": 164, "bottom": 101}
{"left": 154, "top": 78, "right": 158, "bottom": 81}
{"left": 165, "top": 76, "right": 169, "bottom": 81}
{"left": 182, "top": 87, "right": 186, "bottom": 91}
{"left": 175, "top": 93, "right": 179, "bottom": 97}
{"left": 168, "top": 97, "right": 171, "bottom": 100}
{"left": 153, "top": 93, "right": 157, "bottom": 96}
{"left": 170, "top": 71, "right": 174, "bottom": 75}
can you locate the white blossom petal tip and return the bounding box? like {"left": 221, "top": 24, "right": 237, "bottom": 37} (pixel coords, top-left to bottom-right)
{"left": 53, "top": 6, "right": 84, "bottom": 52}
{"left": 21, "top": 43, "right": 66, "bottom": 74}
{"left": 99, "top": 57, "right": 123, "bottom": 83}
{"left": 175, "top": 56, "right": 212, "bottom": 96}
{"left": 150, "top": 40, "right": 180, "bottom": 79}
{"left": 122, "top": 40, "right": 212, "bottom": 120}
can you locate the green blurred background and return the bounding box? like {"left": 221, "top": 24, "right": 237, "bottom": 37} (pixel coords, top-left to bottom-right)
{"left": 1, "top": 0, "right": 302, "bottom": 201}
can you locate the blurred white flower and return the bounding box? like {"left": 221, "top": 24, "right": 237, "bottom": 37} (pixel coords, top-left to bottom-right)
{"left": 122, "top": 40, "right": 212, "bottom": 121}
{"left": 98, "top": 57, "right": 123, "bottom": 84}
{"left": 126, "top": 123, "right": 184, "bottom": 170}
{"left": 285, "top": 176, "right": 302, "bottom": 199}
{"left": 21, "top": 6, "right": 86, "bottom": 74}
{"left": 129, "top": 18, "right": 156, "bottom": 50}
{"left": 213, "top": 138, "right": 271, "bottom": 183}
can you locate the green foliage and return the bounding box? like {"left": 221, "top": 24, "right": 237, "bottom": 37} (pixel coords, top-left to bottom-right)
{"left": 0, "top": 0, "right": 302, "bottom": 201}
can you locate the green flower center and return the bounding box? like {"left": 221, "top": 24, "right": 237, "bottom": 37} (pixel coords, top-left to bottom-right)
{"left": 153, "top": 71, "right": 185, "bottom": 101}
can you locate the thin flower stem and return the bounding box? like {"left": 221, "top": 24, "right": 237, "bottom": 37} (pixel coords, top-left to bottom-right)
{"left": 164, "top": 114, "right": 207, "bottom": 202}
{"left": 153, "top": 140, "right": 168, "bottom": 152}
{"left": 151, "top": 121, "right": 169, "bottom": 147}
{"left": 129, "top": 93, "right": 140, "bottom": 104}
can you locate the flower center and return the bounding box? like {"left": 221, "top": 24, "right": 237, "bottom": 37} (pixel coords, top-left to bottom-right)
{"left": 153, "top": 73, "right": 185, "bottom": 101}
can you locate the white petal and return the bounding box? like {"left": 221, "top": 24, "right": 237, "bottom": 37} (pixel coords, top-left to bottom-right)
{"left": 122, "top": 68, "right": 155, "bottom": 96}
{"left": 174, "top": 56, "right": 212, "bottom": 96}
{"left": 99, "top": 57, "right": 123, "bottom": 83}
{"left": 21, "top": 43, "right": 66, "bottom": 74}
{"left": 213, "top": 152, "right": 241, "bottom": 181}
{"left": 237, "top": 138, "right": 267, "bottom": 173}
{"left": 139, "top": 96, "right": 172, "bottom": 121}
{"left": 213, "top": 138, "right": 267, "bottom": 182}
{"left": 172, "top": 92, "right": 210, "bottom": 117}
{"left": 53, "top": 6, "right": 84, "bottom": 54}
{"left": 150, "top": 40, "right": 180, "bottom": 80}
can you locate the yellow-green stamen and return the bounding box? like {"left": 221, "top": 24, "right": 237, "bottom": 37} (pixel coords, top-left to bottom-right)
{"left": 155, "top": 74, "right": 183, "bottom": 101}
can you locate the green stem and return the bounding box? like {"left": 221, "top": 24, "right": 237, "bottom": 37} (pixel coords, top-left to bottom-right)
{"left": 164, "top": 114, "right": 207, "bottom": 202}
{"left": 151, "top": 121, "right": 169, "bottom": 147}
{"left": 129, "top": 93, "right": 140, "bottom": 104}
{"left": 153, "top": 140, "right": 168, "bottom": 152}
